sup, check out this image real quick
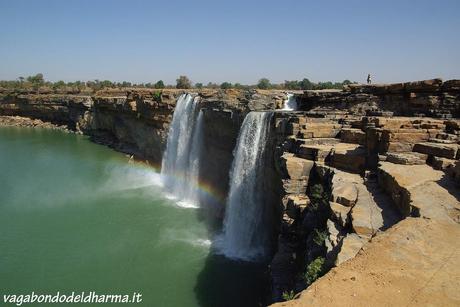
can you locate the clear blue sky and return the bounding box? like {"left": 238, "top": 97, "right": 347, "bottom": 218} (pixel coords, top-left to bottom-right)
{"left": 0, "top": 0, "right": 459, "bottom": 85}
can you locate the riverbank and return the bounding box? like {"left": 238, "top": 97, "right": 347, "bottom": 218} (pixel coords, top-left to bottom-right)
{"left": 0, "top": 115, "right": 70, "bottom": 131}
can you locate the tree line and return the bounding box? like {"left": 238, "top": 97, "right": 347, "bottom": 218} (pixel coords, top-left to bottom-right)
{"left": 0, "top": 74, "right": 356, "bottom": 92}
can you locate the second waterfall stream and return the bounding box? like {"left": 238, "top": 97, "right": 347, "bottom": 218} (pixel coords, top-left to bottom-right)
{"left": 217, "top": 111, "right": 274, "bottom": 261}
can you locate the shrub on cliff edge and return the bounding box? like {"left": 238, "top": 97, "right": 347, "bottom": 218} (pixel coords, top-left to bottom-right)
{"left": 304, "top": 257, "right": 325, "bottom": 286}
{"left": 282, "top": 290, "right": 295, "bottom": 301}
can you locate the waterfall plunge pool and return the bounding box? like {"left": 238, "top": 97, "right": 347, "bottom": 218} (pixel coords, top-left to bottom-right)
{"left": 0, "top": 126, "right": 269, "bottom": 307}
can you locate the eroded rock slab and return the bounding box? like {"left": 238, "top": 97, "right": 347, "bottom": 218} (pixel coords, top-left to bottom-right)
{"left": 378, "top": 162, "right": 460, "bottom": 221}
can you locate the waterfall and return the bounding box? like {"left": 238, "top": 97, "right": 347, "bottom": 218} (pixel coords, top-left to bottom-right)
{"left": 161, "top": 94, "right": 203, "bottom": 208}
{"left": 282, "top": 93, "right": 297, "bottom": 111}
{"left": 218, "top": 111, "right": 273, "bottom": 261}
{"left": 186, "top": 109, "right": 204, "bottom": 203}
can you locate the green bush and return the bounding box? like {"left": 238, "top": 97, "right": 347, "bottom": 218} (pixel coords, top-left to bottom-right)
{"left": 313, "top": 228, "right": 328, "bottom": 246}
{"left": 152, "top": 91, "right": 162, "bottom": 100}
{"left": 309, "top": 184, "right": 328, "bottom": 211}
{"left": 304, "top": 257, "right": 325, "bottom": 286}
{"left": 282, "top": 290, "right": 295, "bottom": 301}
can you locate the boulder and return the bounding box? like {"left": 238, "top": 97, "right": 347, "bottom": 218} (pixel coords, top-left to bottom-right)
{"left": 446, "top": 160, "right": 460, "bottom": 184}
{"left": 380, "top": 129, "right": 431, "bottom": 153}
{"left": 430, "top": 156, "right": 457, "bottom": 171}
{"left": 282, "top": 179, "right": 309, "bottom": 195}
{"left": 280, "top": 153, "right": 315, "bottom": 179}
{"left": 325, "top": 219, "right": 345, "bottom": 265}
{"left": 331, "top": 182, "right": 358, "bottom": 207}
{"left": 279, "top": 152, "right": 315, "bottom": 195}
{"left": 378, "top": 162, "right": 460, "bottom": 221}
{"left": 299, "top": 122, "right": 342, "bottom": 138}
{"left": 386, "top": 152, "right": 427, "bottom": 165}
{"left": 330, "top": 201, "right": 351, "bottom": 227}
{"left": 413, "top": 142, "right": 459, "bottom": 159}
{"left": 283, "top": 194, "right": 310, "bottom": 219}
{"left": 297, "top": 144, "right": 333, "bottom": 161}
{"left": 340, "top": 128, "right": 366, "bottom": 145}
{"left": 351, "top": 184, "right": 384, "bottom": 238}
{"left": 335, "top": 233, "right": 366, "bottom": 266}
{"left": 331, "top": 145, "right": 366, "bottom": 173}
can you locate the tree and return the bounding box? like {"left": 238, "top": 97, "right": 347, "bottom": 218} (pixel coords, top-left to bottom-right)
{"left": 195, "top": 83, "right": 203, "bottom": 89}
{"left": 100, "top": 80, "right": 113, "bottom": 88}
{"left": 53, "top": 80, "right": 66, "bottom": 89}
{"left": 257, "top": 78, "right": 271, "bottom": 89}
{"left": 206, "top": 82, "right": 219, "bottom": 89}
{"left": 176, "top": 75, "right": 192, "bottom": 89}
{"left": 342, "top": 79, "right": 352, "bottom": 85}
{"left": 220, "top": 82, "right": 232, "bottom": 89}
{"left": 299, "top": 78, "right": 313, "bottom": 90}
{"left": 119, "top": 81, "right": 132, "bottom": 87}
{"left": 154, "top": 80, "right": 165, "bottom": 89}
{"left": 26, "top": 73, "right": 45, "bottom": 87}
{"left": 284, "top": 80, "right": 300, "bottom": 90}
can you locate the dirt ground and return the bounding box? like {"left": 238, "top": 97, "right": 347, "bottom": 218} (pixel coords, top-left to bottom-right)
{"left": 272, "top": 217, "right": 460, "bottom": 307}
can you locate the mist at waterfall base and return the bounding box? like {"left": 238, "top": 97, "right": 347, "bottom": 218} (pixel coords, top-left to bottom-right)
{"left": 0, "top": 129, "right": 269, "bottom": 305}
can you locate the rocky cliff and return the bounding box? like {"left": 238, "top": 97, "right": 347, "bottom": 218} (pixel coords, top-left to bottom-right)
{"left": 0, "top": 88, "right": 285, "bottom": 216}
{"left": 269, "top": 79, "right": 460, "bottom": 305}
{"left": 296, "top": 79, "right": 460, "bottom": 118}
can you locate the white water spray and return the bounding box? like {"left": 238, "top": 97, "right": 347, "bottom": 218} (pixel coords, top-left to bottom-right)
{"left": 218, "top": 111, "right": 273, "bottom": 261}
{"left": 282, "top": 93, "right": 298, "bottom": 111}
{"left": 161, "top": 94, "right": 204, "bottom": 208}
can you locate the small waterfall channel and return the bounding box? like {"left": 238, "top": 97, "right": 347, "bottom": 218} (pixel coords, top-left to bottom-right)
{"left": 282, "top": 93, "right": 298, "bottom": 111}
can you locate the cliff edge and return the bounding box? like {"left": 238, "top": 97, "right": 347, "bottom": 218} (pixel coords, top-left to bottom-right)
{"left": 272, "top": 217, "right": 460, "bottom": 307}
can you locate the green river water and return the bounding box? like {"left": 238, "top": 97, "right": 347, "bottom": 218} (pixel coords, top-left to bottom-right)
{"left": 0, "top": 127, "right": 268, "bottom": 307}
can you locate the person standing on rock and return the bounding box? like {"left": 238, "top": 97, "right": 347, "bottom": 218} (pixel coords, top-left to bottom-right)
{"left": 367, "top": 74, "right": 372, "bottom": 84}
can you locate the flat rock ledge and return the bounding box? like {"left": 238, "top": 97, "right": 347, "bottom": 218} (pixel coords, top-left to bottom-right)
{"left": 0, "top": 115, "right": 70, "bottom": 131}
{"left": 272, "top": 218, "right": 460, "bottom": 307}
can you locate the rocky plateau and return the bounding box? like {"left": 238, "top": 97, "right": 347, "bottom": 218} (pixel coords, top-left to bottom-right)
{"left": 1, "top": 79, "right": 459, "bottom": 306}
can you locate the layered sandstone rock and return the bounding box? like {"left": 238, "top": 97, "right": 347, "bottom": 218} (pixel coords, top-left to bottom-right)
{"left": 378, "top": 162, "right": 460, "bottom": 221}
{"left": 297, "top": 78, "right": 460, "bottom": 118}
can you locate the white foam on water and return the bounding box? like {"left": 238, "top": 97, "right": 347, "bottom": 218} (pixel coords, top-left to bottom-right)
{"left": 158, "top": 229, "right": 211, "bottom": 249}
{"left": 176, "top": 200, "right": 200, "bottom": 209}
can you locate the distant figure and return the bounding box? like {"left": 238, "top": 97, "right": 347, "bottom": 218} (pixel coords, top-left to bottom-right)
{"left": 367, "top": 74, "right": 372, "bottom": 84}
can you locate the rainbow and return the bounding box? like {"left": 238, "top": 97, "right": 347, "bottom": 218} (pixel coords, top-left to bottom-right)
{"left": 127, "top": 158, "right": 226, "bottom": 206}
